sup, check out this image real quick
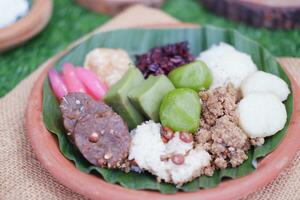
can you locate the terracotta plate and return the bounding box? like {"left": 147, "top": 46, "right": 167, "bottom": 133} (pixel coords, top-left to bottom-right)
{"left": 76, "top": 0, "right": 163, "bottom": 15}
{"left": 25, "top": 24, "right": 300, "bottom": 200}
{"left": 0, "top": 0, "right": 53, "bottom": 52}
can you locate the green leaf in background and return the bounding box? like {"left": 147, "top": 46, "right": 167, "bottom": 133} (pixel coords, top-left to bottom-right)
{"left": 43, "top": 26, "right": 293, "bottom": 194}
{"left": 2, "top": 0, "right": 300, "bottom": 97}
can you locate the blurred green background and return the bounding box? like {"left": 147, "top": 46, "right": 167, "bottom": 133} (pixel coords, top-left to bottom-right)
{"left": 0, "top": 0, "right": 299, "bottom": 97}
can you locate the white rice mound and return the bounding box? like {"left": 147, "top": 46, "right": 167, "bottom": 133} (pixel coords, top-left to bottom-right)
{"left": 166, "top": 147, "right": 211, "bottom": 185}
{"left": 129, "top": 121, "right": 170, "bottom": 181}
{"left": 0, "top": 0, "right": 29, "bottom": 28}
{"left": 198, "top": 43, "right": 258, "bottom": 89}
{"left": 237, "top": 93, "right": 287, "bottom": 138}
{"left": 165, "top": 132, "right": 193, "bottom": 155}
{"left": 129, "top": 121, "right": 211, "bottom": 185}
{"left": 241, "top": 71, "right": 290, "bottom": 102}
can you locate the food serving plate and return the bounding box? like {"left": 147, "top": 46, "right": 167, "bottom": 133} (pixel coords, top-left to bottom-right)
{"left": 76, "top": 0, "right": 163, "bottom": 15}
{"left": 25, "top": 23, "right": 300, "bottom": 200}
{"left": 0, "top": 0, "right": 52, "bottom": 52}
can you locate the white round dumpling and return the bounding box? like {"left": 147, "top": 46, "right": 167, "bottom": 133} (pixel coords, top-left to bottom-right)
{"left": 198, "top": 43, "right": 257, "bottom": 89}
{"left": 238, "top": 93, "right": 287, "bottom": 138}
{"left": 241, "top": 71, "right": 290, "bottom": 101}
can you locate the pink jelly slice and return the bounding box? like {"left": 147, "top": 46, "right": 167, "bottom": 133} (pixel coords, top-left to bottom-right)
{"left": 75, "top": 67, "right": 108, "bottom": 100}
{"left": 48, "top": 68, "right": 68, "bottom": 99}
{"left": 62, "top": 62, "right": 86, "bottom": 93}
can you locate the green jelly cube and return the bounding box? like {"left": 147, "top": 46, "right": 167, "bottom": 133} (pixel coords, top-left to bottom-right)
{"left": 128, "top": 75, "right": 175, "bottom": 122}
{"left": 168, "top": 61, "right": 213, "bottom": 92}
{"left": 159, "top": 88, "right": 201, "bottom": 133}
{"left": 104, "top": 68, "right": 145, "bottom": 130}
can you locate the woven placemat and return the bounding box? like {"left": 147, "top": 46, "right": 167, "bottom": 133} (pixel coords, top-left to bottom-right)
{"left": 1, "top": 5, "right": 299, "bottom": 200}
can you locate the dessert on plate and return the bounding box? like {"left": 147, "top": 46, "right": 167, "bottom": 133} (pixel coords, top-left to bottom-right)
{"left": 44, "top": 35, "right": 291, "bottom": 192}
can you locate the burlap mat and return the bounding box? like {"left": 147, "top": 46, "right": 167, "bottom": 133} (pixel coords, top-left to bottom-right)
{"left": 0, "top": 5, "right": 299, "bottom": 200}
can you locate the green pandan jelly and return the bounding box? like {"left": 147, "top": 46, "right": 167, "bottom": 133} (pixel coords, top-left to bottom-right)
{"left": 159, "top": 88, "right": 201, "bottom": 133}
{"left": 168, "top": 61, "right": 212, "bottom": 92}
{"left": 128, "top": 75, "right": 175, "bottom": 122}
{"left": 104, "top": 68, "right": 145, "bottom": 129}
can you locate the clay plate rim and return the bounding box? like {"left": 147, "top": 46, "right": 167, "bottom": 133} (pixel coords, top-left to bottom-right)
{"left": 25, "top": 23, "right": 300, "bottom": 200}
{"left": 0, "top": 0, "right": 53, "bottom": 52}
{"left": 76, "top": 0, "right": 163, "bottom": 15}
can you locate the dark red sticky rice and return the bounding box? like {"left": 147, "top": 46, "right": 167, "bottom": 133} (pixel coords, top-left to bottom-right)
{"left": 135, "top": 41, "right": 195, "bottom": 77}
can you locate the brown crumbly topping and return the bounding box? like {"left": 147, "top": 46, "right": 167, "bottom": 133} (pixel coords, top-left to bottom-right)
{"left": 230, "top": 149, "right": 248, "bottom": 167}
{"left": 212, "top": 116, "right": 249, "bottom": 149}
{"left": 202, "top": 165, "right": 215, "bottom": 176}
{"left": 199, "top": 83, "right": 241, "bottom": 126}
{"left": 196, "top": 83, "right": 251, "bottom": 174}
{"left": 250, "top": 137, "right": 265, "bottom": 146}
{"left": 214, "top": 157, "right": 227, "bottom": 169}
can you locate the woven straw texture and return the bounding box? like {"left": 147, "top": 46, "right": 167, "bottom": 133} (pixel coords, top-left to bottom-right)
{"left": 0, "top": 5, "right": 299, "bottom": 200}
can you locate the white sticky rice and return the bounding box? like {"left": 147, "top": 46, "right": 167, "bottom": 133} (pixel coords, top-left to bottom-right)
{"left": 165, "top": 132, "right": 193, "bottom": 155}
{"left": 129, "top": 121, "right": 211, "bottom": 185}
{"left": 0, "top": 0, "right": 29, "bottom": 28}
{"left": 198, "top": 43, "right": 257, "bottom": 89}
{"left": 241, "top": 71, "right": 290, "bottom": 102}
{"left": 128, "top": 121, "right": 170, "bottom": 181}
{"left": 165, "top": 147, "right": 211, "bottom": 185}
{"left": 237, "top": 93, "right": 287, "bottom": 138}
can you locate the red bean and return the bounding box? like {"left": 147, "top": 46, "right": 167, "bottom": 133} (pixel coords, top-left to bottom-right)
{"left": 162, "top": 127, "right": 174, "bottom": 140}
{"left": 161, "top": 135, "right": 169, "bottom": 144}
{"left": 179, "top": 131, "right": 193, "bottom": 143}
{"left": 171, "top": 154, "right": 185, "bottom": 165}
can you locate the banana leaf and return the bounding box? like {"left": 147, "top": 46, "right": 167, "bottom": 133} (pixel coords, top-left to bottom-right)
{"left": 42, "top": 25, "right": 293, "bottom": 194}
